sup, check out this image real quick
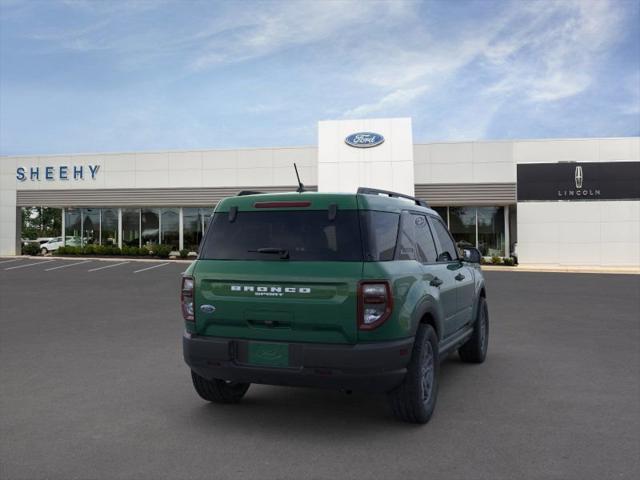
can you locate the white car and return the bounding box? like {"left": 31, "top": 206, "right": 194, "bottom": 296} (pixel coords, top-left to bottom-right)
{"left": 40, "top": 237, "right": 64, "bottom": 254}
{"left": 40, "top": 237, "right": 81, "bottom": 254}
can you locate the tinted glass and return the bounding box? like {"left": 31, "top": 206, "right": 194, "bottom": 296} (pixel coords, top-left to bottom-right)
{"left": 183, "top": 207, "right": 204, "bottom": 252}
{"left": 160, "top": 208, "right": 179, "bottom": 250}
{"left": 449, "top": 206, "right": 476, "bottom": 248}
{"left": 141, "top": 208, "right": 159, "bottom": 247}
{"left": 430, "top": 217, "right": 458, "bottom": 262}
{"left": 432, "top": 207, "right": 448, "bottom": 224}
{"left": 201, "top": 210, "right": 362, "bottom": 261}
{"left": 360, "top": 211, "right": 399, "bottom": 261}
{"left": 413, "top": 215, "right": 438, "bottom": 263}
{"left": 477, "top": 206, "right": 505, "bottom": 256}
{"left": 122, "top": 208, "right": 140, "bottom": 247}
{"left": 396, "top": 213, "right": 416, "bottom": 261}
{"left": 82, "top": 208, "right": 100, "bottom": 245}
{"left": 64, "top": 208, "right": 81, "bottom": 246}
{"left": 101, "top": 208, "right": 118, "bottom": 246}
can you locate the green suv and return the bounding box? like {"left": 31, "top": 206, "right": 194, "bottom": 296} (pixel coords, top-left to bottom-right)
{"left": 182, "top": 188, "right": 489, "bottom": 423}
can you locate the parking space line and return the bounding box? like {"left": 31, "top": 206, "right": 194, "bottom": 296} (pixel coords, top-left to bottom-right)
{"left": 5, "top": 260, "right": 56, "bottom": 270}
{"left": 0, "top": 258, "right": 23, "bottom": 265}
{"left": 133, "top": 262, "right": 170, "bottom": 274}
{"left": 45, "top": 260, "right": 91, "bottom": 271}
{"left": 88, "top": 261, "right": 129, "bottom": 272}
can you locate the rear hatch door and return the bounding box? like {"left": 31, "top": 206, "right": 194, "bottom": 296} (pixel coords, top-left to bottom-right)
{"left": 193, "top": 194, "right": 363, "bottom": 344}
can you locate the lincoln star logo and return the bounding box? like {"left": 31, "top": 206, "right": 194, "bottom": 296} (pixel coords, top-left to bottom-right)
{"left": 345, "top": 132, "right": 385, "bottom": 148}
{"left": 575, "top": 166, "right": 583, "bottom": 188}
{"left": 558, "top": 164, "right": 600, "bottom": 198}
{"left": 231, "top": 285, "right": 311, "bottom": 297}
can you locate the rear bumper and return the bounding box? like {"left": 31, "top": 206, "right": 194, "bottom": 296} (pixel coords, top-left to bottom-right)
{"left": 183, "top": 333, "right": 413, "bottom": 393}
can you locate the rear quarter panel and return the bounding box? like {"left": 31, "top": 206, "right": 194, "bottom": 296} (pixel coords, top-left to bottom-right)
{"left": 359, "top": 261, "right": 444, "bottom": 342}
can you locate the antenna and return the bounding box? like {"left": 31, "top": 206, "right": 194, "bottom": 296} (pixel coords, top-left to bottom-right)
{"left": 294, "top": 163, "right": 305, "bottom": 193}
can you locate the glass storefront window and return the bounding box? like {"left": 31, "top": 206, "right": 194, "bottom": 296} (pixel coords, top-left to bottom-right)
{"left": 448, "top": 207, "right": 476, "bottom": 249}
{"left": 183, "top": 208, "right": 203, "bottom": 252}
{"left": 160, "top": 208, "right": 179, "bottom": 250}
{"left": 432, "top": 207, "right": 447, "bottom": 225}
{"left": 477, "top": 207, "right": 505, "bottom": 256}
{"left": 101, "top": 208, "right": 118, "bottom": 246}
{"left": 64, "top": 208, "right": 82, "bottom": 246}
{"left": 141, "top": 208, "right": 159, "bottom": 247}
{"left": 82, "top": 208, "right": 100, "bottom": 245}
{"left": 202, "top": 208, "right": 214, "bottom": 231}
{"left": 122, "top": 208, "right": 140, "bottom": 247}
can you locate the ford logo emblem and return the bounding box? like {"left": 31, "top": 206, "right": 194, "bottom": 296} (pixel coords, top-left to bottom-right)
{"left": 200, "top": 304, "right": 216, "bottom": 314}
{"left": 345, "top": 132, "right": 385, "bottom": 148}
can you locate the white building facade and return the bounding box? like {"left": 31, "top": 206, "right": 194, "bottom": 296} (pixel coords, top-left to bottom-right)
{"left": 1, "top": 118, "right": 638, "bottom": 267}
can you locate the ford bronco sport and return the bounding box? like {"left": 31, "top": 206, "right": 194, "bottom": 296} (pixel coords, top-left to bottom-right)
{"left": 182, "top": 188, "right": 488, "bottom": 424}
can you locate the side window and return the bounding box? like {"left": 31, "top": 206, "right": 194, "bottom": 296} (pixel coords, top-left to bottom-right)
{"left": 360, "top": 211, "right": 399, "bottom": 261}
{"left": 413, "top": 215, "right": 438, "bottom": 263}
{"left": 429, "top": 216, "right": 458, "bottom": 262}
{"left": 396, "top": 213, "right": 416, "bottom": 260}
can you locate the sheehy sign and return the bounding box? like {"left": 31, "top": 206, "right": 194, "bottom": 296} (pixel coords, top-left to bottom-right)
{"left": 16, "top": 165, "right": 100, "bottom": 182}
{"left": 516, "top": 162, "right": 640, "bottom": 201}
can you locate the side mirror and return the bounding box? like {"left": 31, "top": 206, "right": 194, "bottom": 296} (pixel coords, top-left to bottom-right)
{"left": 462, "top": 247, "right": 482, "bottom": 264}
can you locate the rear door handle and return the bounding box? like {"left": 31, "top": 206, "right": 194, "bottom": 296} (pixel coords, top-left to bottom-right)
{"left": 455, "top": 273, "right": 465, "bottom": 281}
{"left": 430, "top": 277, "right": 443, "bottom": 287}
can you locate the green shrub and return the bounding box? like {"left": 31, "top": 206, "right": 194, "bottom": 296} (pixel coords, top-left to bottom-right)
{"left": 479, "top": 256, "right": 487, "bottom": 265}
{"left": 94, "top": 245, "right": 106, "bottom": 255}
{"left": 491, "top": 255, "right": 502, "bottom": 265}
{"left": 179, "top": 249, "right": 189, "bottom": 259}
{"left": 503, "top": 257, "right": 515, "bottom": 266}
{"left": 83, "top": 244, "right": 95, "bottom": 255}
{"left": 154, "top": 245, "right": 171, "bottom": 259}
{"left": 22, "top": 243, "right": 40, "bottom": 256}
{"left": 139, "top": 246, "right": 151, "bottom": 257}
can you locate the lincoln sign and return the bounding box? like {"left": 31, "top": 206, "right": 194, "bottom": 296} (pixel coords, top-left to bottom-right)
{"left": 516, "top": 161, "right": 640, "bottom": 201}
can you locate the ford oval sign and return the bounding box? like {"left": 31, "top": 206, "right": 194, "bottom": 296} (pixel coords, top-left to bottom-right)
{"left": 345, "top": 132, "right": 385, "bottom": 148}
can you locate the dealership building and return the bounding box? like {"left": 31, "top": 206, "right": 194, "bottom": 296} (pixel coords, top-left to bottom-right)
{"left": 1, "top": 118, "right": 638, "bottom": 267}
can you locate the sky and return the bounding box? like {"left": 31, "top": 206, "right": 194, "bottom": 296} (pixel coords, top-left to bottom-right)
{"left": 0, "top": 0, "right": 639, "bottom": 155}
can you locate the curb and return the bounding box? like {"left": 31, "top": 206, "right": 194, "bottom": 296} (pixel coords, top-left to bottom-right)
{"left": 482, "top": 265, "right": 640, "bottom": 275}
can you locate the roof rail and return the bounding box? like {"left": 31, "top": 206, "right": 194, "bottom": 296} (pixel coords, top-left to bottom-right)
{"left": 236, "top": 190, "right": 264, "bottom": 196}
{"left": 357, "top": 187, "right": 428, "bottom": 208}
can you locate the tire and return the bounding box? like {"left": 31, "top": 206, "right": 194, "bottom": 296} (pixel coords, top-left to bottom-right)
{"left": 41, "top": 248, "right": 48, "bottom": 255}
{"left": 190, "top": 370, "right": 250, "bottom": 404}
{"left": 458, "top": 296, "right": 489, "bottom": 363}
{"left": 387, "top": 324, "right": 439, "bottom": 424}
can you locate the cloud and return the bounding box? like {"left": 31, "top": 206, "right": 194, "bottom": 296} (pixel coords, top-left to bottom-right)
{"left": 343, "top": 85, "right": 429, "bottom": 118}
{"left": 342, "top": 0, "right": 628, "bottom": 135}
{"left": 189, "top": 1, "right": 415, "bottom": 71}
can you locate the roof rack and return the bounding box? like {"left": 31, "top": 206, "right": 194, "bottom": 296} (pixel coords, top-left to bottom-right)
{"left": 357, "top": 187, "right": 428, "bottom": 208}
{"left": 236, "top": 190, "right": 264, "bottom": 196}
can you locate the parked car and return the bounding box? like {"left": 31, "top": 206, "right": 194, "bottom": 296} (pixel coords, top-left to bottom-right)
{"left": 39, "top": 237, "right": 64, "bottom": 254}
{"left": 40, "top": 236, "right": 81, "bottom": 254}
{"left": 181, "top": 188, "right": 489, "bottom": 424}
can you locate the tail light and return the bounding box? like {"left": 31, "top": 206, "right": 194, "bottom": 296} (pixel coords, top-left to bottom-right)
{"left": 181, "top": 276, "right": 195, "bottom": 322}
{"left": 358, "top": 281, "right": 393, "bottom": 330}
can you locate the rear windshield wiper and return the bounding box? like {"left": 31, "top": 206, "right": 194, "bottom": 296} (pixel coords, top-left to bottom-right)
{"left": 248, "top": 247, "right": 290, "bottom": 259}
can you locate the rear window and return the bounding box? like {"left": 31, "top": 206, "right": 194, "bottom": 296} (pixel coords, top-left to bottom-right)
{"left": 200, "top": 210, "right": 363, "bottom": 261}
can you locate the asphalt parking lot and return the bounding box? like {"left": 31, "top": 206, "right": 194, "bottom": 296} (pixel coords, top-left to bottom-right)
{"left": 0, "top": 258, "right": 638, "bottom": 480}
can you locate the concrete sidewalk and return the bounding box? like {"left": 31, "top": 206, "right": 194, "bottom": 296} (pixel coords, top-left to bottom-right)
{"left": 482, "top": 264, "right": 640, "bottom": 274}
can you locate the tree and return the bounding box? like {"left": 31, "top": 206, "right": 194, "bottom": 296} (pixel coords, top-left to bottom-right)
{"left": 21, "top": 207, "right": 62, "bottom": 239}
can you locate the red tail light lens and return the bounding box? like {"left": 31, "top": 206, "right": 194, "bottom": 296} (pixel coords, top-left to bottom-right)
{"left": 358, "top": 281, "right": 393, "bottom": 330}
{"left": 181, "top": 276, "right": 195, "bottom": 322}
